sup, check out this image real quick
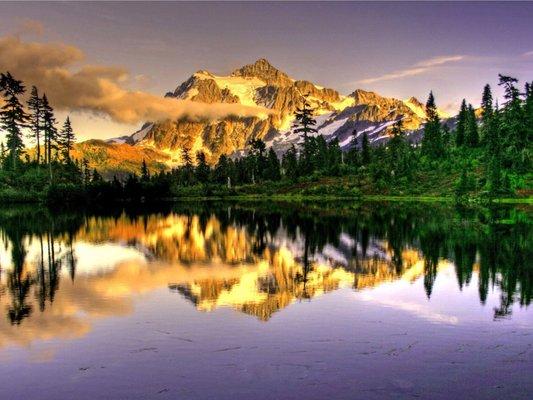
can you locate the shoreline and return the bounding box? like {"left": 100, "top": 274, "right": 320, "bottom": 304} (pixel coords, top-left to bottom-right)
{"left": 1, "top": 193, "right": 532, "bottom": 206}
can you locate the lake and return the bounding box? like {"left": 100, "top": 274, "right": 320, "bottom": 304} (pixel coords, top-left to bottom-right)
{"left": 0, "top": 201, "right": 531, "bottom": 400}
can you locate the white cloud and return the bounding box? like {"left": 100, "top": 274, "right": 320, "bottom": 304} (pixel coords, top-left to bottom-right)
{"left": 522, "top": 50, "right": 533, "bottom": 57}
{"left": 357, "top": 55, "right": 465, "bottom": 84}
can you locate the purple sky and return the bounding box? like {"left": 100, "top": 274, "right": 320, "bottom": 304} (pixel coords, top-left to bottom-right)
{"left": 1, "top": 1, "right": 532, "bottom": 139}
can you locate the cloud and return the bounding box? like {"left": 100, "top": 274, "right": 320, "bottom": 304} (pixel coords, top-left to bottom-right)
{"left": 357, "top": 55, "right": 465, "bottom": 84}
{"left": 0, "top": 36, "right": 272, "bottom": 124}
{"left": 523, "top": 50, "right": 533, "bottom": 57}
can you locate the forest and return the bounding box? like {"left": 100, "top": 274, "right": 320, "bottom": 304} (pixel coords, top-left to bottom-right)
{"left": 0, "top": 71, "right": 531, "bottom": 204}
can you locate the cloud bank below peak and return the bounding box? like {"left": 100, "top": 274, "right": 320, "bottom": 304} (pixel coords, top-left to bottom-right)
{"left": 0, "top": 36, "right": 272, "bottom": 124}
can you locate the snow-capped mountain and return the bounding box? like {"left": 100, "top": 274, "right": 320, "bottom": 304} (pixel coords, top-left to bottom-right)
{"left": 110, "top": 58, "right": 449, "bottom": 165}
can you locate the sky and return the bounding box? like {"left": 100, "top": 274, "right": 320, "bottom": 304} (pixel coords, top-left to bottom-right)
{"left": 0, "top": 1, "right": 532, "bottom": 141}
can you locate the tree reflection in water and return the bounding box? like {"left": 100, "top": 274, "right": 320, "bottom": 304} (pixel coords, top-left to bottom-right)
{"left": 0, "top": 202, "right": 530, "bottom": 328}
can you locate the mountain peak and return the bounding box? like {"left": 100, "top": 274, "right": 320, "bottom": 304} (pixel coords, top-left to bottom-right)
{"left": 406, "top": 96, "right": 424, "bottom": 108}
{"left": 232, "top": 58, "right": 293, "bottom": 86}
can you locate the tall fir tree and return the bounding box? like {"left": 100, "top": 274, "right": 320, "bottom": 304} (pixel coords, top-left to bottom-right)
{"left": 292, "top": 94, "right": 317, "bottom": 140}
{"left": 481, "top": 84, "right": 493, "bottom": 122}
{"left": 27, "top": 86, "right": 42, "bottom": 164}
{"left": 485, "top": 108, "right": 502, "bottom": 194}
{"left": 465, "top": 104, "right": 479, "bottom": 147}
{"left": 421, "top": 91, "right": 443, "bottom": 159}
{"left": 140, "top": 159, "right": 150, "bottom": 181}
{"left": 292, "top": 94, "right": 317, "bottom": 174}
{"left": 0, "top": 72, "right": 28, "bottom": 169}
{"left": 265, "top": 147, "right": 281, "bottom": 181}
{"left": 498, "top": 74, "right": 527, "bottom": 170}
{"left": 41, "top": 94, "right": 58, "bottom": 165}
{"left": 195, "top": 151, "right": 210, "bottom": 183}
{"left": 347, "top": 127, "right": 359, "bottom": 165}
{"left": 281, "top": 145, "right": 299, "bottom": 181}
{"left": 387, "top": 119, "right": 410, "bottom": 177}
{"left": 59, "top": 116, "right": 76, "bottom": 161}
{"left": 361, "top": 132, "right": 371, "bottom": 165}
{"left": 455, "top": 99, "right": 468, "bottom": 147}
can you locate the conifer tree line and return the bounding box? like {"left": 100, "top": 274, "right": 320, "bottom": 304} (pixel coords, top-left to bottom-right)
{"left": 1, "top": 71, "right": 531, "bottom": 203}
{"left": 0, "top": 72, "right": 78, "bottom": 169}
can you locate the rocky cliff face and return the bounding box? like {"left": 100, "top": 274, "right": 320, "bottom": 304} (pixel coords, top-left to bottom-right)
{"left": 107, "top": 58, "right": 450, "bottom": 166}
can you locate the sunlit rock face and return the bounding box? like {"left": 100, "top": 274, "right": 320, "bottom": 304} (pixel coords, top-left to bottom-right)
{"left": 95, "top": 58, "right": 452, "bottom": 170}
{"left": 0, "top": 203, "right": 529, "bottom": 349}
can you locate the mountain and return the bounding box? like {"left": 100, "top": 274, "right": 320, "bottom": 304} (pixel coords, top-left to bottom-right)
{"left": 90, "top": 58, "right": 451, "bottom": 173}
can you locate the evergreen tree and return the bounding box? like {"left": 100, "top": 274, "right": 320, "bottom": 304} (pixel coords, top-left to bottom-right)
{"left": 82, "top": 158, "right": 91, "bottom": 185}
{"left": 455, "top": 99, "right": 468, "bottom": 147}
{"left": 498, "top": 74, "right": 527, "bottom": 170}
{"left": 249, "top": 138, "right": 267, "bottom": 181}
{"left": 485, "top": 109, "right": 502, "bottom": 194}
{"left": 387, "top": 119, "right": 410, "bottom": 177}
{"left": 0, "top": 72, "right": 28, "bottom": 169}
{"left": 213, "top": 154, "right": 234, "bottom": 186}
{"left": 481, "top": 84, "right": 493, "bottom": 122}
{"left": 91, "top": 168, "right": 102, "bottom": 183}
{"left": 181, "top": 146, "right": 194, "bottom": 184}
{"left": 265, "top": 148, "right": 281, "bottom": 181}
{"left": 361, "top": 132, "right": 371, "bottom": 165}
{"left": 140, "top": 159, "right": 150, "bottom": 181}
{"left": 421, "top": 91, "right": 443, "bottom": 159}
{"left": 27, "top": 86, "right": 42, "bottom": 164}
{"left": 195, "top": 151, "right": 210, "bottom": 183}
{"left": 59, "top": 116, "right": 76, "bottom": 161}
{"left": 465, "top": 104, "right": 479, "bottom": 147}
{"left": 41, "top": 94, "right": 58, "bottom": 165}
{"left": 0, "top": 141, "right": 6, "bottom": 166}
{"left": 347, "top": 127, "right": 359, "bottom": 166}
{"left": 282, "top": 145, "right": 299, "bottom": 181}
{"left": 326, "top": 138, "right": 342, "bottom": 175}
{"left": 292, "top": 94, "right": 317, "bottom": 175}
{"left": 292, "top": 94, "right": 318, "bottom": 140}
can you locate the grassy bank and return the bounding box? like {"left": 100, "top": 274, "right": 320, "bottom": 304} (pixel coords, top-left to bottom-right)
{"left": 1, "top": 172, "right": 532, "bottom": 205}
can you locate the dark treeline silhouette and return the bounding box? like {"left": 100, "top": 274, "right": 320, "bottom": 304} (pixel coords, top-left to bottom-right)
{"left": 0, "top": 201, "right": 530, "bottom": 324}
{"left": 1, "top": 72, "right": 531, "bottom": 203}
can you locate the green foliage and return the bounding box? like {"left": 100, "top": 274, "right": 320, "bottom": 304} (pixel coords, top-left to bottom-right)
{"left": 0, "top": 71, "right": 531, "bottom": 204}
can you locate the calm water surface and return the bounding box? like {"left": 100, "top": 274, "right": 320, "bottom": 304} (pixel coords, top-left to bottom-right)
{"left": 0, "top": 202, "right": 531, "bottom": 400}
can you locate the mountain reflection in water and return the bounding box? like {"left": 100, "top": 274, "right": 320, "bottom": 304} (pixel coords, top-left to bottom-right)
{"left": 0, "top": 202, "right": 530, "bottom": 349}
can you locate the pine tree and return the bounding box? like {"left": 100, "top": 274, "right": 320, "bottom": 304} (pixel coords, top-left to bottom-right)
{"left": 498, "top": 74, "right": 527, "bottom": 170}
{"left": 327, "top": 138, "right": 342, "bottom": 175}
{"left": 181, "top": 146, "right": 193, "bottom": 184}
{"left": 481, "top": 84, "right": 493, "bottom": 122}
{"left": 249, "top": 138, "right": 267, "bottom": 181}
{"left": 0, "top": 72, "right": 28, "bottom": 169}
{"left": 465, "top": 104, "right": 479, "bottom": 147}
{"left": 27, "top": 86, "right": 42, "bottom": 164}
{"left": 347, "top": 127, "right": 359, "bottom": 165}
{"left": 388, "top": 119, "right": 410, "bottom": 176}
{"left": 361, "top": 132, "right": 371, "bottom": 165}
{"left": 421, "top": 91, "right": 443, "bottom": 159}
{"left": 91, "top": 168, "right": 102, "bottom": 183}
{"left": 59, "top": 116, "right": 76, "bottom": 162}
{"left": 282, "top": 145, "right": 299, "bottom": 182}
{"left": 485, "top": 109, "right": 502, "bottom": 194}
{"left": 265, "top": 148, "right": 281, "bottom": 181}
{"left": 195, "top": 151, "right": 210, "bottom": 183}
{"left": 140, "top": 159, "right": 150, "bottom": 181}
{"left": 41, "top": 94, "right": 58, "bottom": 165}
{"left": 455, "top": 99, "right": 468, "bottom": 147}
{"left": 214, "top": 154, "right": 233, "bottom": 185}
{"left": 292, "top": 94, "right": 318, "bottom": 175}
{"left": 0, "top": 141, "right": 6, "bottom": 167}
{"left": 82, "top": 158, "right": 91, "bottom": 185}
{"left": 292, "top": 94, "right": 317, "bottom": 140}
